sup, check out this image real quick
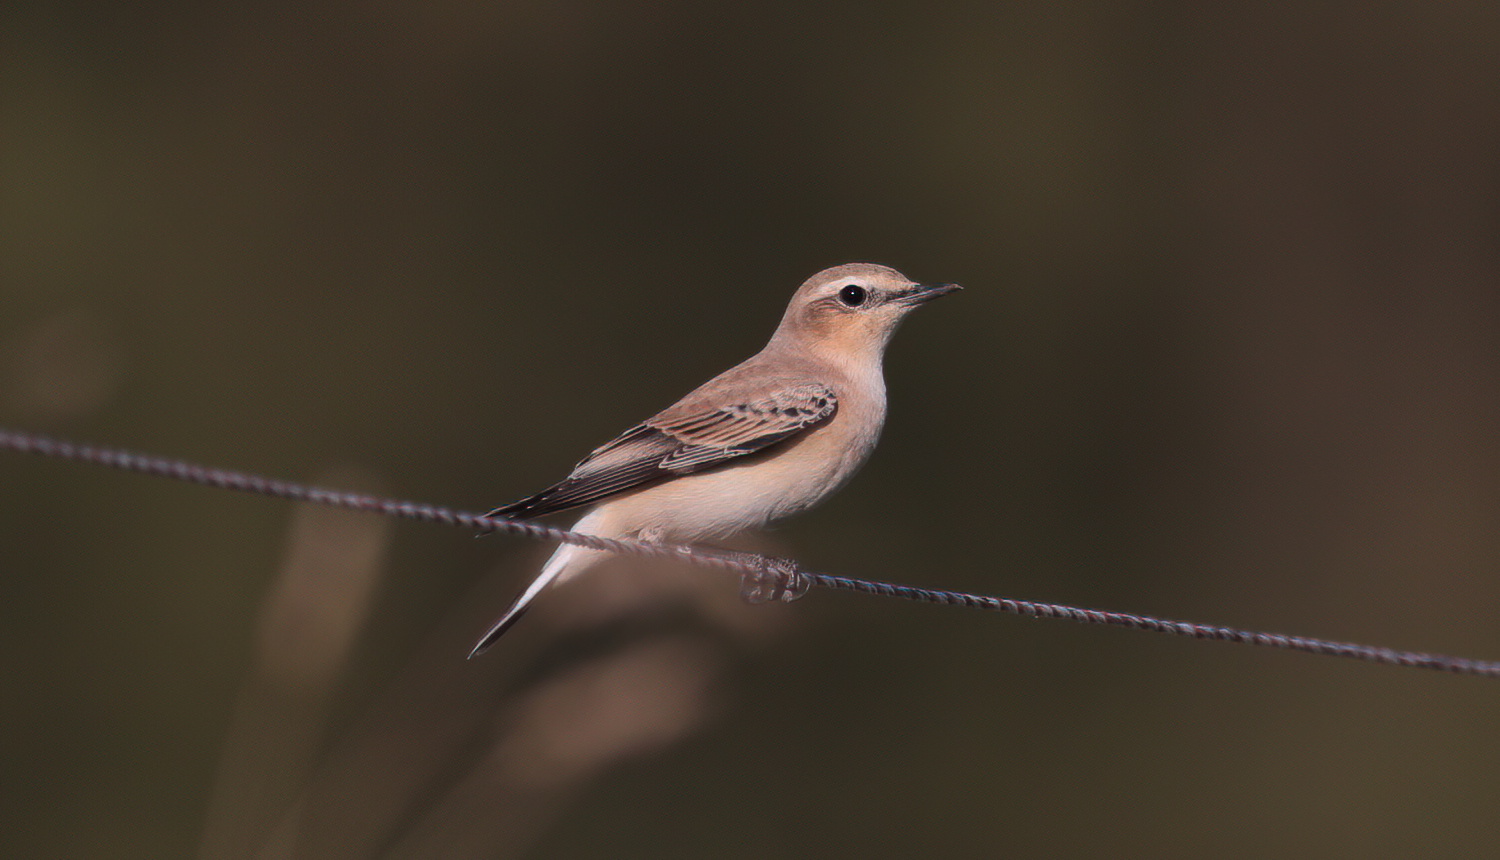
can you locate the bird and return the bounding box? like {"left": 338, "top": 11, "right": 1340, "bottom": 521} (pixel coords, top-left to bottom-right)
{"left": 471, "top": 263, "right": 960, "bottom": 657}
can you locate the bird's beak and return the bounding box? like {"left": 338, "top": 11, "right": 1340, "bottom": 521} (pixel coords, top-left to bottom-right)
{"left": 896, "top": 282, "right": 963, "bottom": 306}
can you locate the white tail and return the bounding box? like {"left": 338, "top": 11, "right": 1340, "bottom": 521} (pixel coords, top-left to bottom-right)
{"left": 467, "top": 510, "right": 607, "bottom": 658}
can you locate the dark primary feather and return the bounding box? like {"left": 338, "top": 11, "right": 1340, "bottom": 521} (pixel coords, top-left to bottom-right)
{"left": 486, "top": 383, "right": 837, "bottom": 520}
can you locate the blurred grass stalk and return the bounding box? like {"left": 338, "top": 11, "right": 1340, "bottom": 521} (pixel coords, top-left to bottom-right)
{"left": 197, "top": 485, "right": 787, "bottom": 859}
{"left": 199, "top": 469, "right": 390, "bottom": 858}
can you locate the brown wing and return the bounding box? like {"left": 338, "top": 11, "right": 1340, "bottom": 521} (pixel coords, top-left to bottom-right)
{"left": 486, "top": 383, "right": 837, "bottom": 520}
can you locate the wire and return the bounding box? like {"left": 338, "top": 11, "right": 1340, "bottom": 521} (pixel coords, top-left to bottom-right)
{"left": 3, "top": 426, "right": 1497, "bottom": 678}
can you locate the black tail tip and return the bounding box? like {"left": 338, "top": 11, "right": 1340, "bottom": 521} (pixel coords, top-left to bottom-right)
{"left": 466, "top": 604, "right": 530, "bottom": 659}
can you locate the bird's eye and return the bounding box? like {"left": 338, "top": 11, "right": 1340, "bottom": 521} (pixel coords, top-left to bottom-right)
{"left": 838, "top": 284, "right": 867, "bottom": 307}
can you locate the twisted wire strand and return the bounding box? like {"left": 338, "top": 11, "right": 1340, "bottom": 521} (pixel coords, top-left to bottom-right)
{"left": 4, "top": 427, "right": 1498, "bottom": 678}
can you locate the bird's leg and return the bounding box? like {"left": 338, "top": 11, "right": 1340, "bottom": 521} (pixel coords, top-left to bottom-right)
{"left": 686, "top": 548, "right": 810, "bottom": 604}
{"left": 659, "top": 540, "right": 810, "bottom": 604}
{"left": 738, "top": 553, "right": 811, "bottom": 604}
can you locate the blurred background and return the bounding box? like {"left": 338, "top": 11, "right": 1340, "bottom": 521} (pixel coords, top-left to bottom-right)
{"left": 3, "top": 1, "right": 1499, "bottom": 857}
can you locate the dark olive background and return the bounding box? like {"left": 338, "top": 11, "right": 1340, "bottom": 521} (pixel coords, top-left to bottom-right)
{"left": 4, "top": 2, "right": 1499, "bottom": 858}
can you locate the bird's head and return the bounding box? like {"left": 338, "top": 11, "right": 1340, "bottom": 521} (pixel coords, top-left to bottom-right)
{"left": 771, "top": 263, "right": 961, "bottom": 362}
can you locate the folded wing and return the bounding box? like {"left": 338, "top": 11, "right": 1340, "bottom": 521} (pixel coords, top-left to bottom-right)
{"left": 486, "top": 383, "right": 837, "bottom": 520}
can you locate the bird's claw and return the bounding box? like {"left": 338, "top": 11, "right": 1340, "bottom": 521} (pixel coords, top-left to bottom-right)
{"left": 738, "top": 555, "right": 811, "bottom": 604}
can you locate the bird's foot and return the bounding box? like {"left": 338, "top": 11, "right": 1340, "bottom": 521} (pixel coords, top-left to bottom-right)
{"left": 734, "top": 553, "right": 812, "bottom": 605}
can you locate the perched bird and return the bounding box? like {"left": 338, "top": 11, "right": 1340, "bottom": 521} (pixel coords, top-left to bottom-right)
{"left": 472, "top": 263, "right": 959, "bottom": 656}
